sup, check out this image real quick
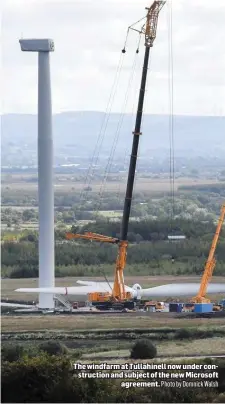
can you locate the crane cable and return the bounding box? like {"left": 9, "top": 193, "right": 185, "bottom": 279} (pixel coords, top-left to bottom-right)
{"left": 95, "top": 44, "right": 140, "bottom": 216}
{"left": 94, "top": 36, "right": 142, "bottom": 217}
{"left": 79, "top": 52, "right": 124, "bottom": 201}
{"left": 167, "top": 0, "right": 175, "bottom": 236}
{"left": 115, "top": 36, "right": 144, "bottom": 214}
{"left": 78, "top": 51, "right": 126, "bottom": 208}
{"left": 100, "top": 31, "right": 148, "bottom": 288}
{"left": 80, "top": 27, "right": 136, "bottom": 206}
{"left": 114, "top": 59, "right": 142, "bottom": 214}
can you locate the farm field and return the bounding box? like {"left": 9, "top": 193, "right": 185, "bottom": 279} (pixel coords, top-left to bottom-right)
{"left": 1, "top": 176, "right": 221, "bottom": 193}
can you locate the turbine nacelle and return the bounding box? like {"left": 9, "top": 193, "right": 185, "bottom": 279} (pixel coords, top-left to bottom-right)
{"left": 132, "top": 283, "right": 142, "bottom": 291}
{"left": 132, "top": 283, "right": 142, "bottom": 299}
{"left": 19, "top": 39, "right": 54, "bottom": 52}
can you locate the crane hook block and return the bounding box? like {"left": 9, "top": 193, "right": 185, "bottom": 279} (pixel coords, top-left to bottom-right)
{"left": 122, "top": 48, "right": 126, "bottom": 53}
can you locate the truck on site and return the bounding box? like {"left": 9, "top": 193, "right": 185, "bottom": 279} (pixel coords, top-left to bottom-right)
{"left": 213, "top": 299, "right": 225, "bottom": 312}
{"left": 144, "top": 301, "right": 165, "bottom": 312}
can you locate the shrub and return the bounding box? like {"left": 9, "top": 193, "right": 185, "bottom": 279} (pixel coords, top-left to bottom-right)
{"left": 1, "top": 355, "right": 224, "bottom": 403}
{"left": 1, "top": 354, "right": 71, "bottom": 403}
{"left": 1, "top": 344, "right": 24, "bottom": 362}
{"left": 38, "top": 341, "right": 68, "bottom": 356}
{"left": 214, "top": 393, "right": 225, "bottom": 402}
{"left": 9, "top": 266, "right": 38, "bottom": 278}
{"left": 175, "top": 328, "right": 192, "bottom": 340}
{"left": 130, "top": 339, "right": 157, "bottom": 359}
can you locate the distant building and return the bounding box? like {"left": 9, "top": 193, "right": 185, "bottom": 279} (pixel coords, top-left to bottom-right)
{"left": 167, "top": 235, "right": 186, "bottom": 241}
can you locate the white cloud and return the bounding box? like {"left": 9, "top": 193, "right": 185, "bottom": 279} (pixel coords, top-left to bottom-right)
{"left": 2, "top": 0, "right": 225, "bottom": 115}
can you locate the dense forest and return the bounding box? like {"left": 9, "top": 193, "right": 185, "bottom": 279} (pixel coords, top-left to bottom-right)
{"left": 2, "top": 218, "right": 225, "bottom": 278}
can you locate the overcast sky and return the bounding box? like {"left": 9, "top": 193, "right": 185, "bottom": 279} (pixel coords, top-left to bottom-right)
{"left": 2, "top": 0, "right": 225, "bottom": 116}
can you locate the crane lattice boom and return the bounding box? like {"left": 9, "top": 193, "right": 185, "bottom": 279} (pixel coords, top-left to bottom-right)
{"left": 145, "top": 1, "right": 166, "bottom": 47}
{"left": 66, "top": 232, "right": 119, "bottom": 244}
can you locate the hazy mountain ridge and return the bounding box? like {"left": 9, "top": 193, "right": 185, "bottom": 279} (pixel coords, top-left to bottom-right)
{"left": 2, "top": 112, "right": 225, "bottom": 157}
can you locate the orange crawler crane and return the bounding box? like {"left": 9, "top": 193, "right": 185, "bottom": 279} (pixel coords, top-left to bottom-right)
{"left": 190, "top": 203, "right": 225, "bottom": 304}
{"left": 66, "top": 1, "right": 166, "bottom": 309}
{"left": 66, "top": 232, "right": 130, "bottom": 304}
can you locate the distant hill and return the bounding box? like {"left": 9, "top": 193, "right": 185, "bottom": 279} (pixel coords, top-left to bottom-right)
{"left": 1, "top": 112, "right": 225, "bottom": 157}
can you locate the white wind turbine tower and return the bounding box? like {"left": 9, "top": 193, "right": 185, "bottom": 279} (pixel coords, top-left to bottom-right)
{"left": 19, "top": 39, "right": 55, "bottom": 309}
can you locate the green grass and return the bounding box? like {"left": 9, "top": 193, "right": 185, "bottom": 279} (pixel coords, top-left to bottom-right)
{"left": 81, "top": 337, "right": 225, "bottom": 360}
{"left": 2, "top": 314, "right": 225, "bottom": 333}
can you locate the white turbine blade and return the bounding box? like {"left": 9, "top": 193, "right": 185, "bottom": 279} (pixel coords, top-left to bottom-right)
{"left": 15, "top": 283, "right": 112, "bottom": 295}
{"left": 16, "top": 282, "right": 133, "bottom": 296}
{"left": 140, "top": 283, "right": 225, "bottom": 298}
{"left": 16, "top": 287, "right": 67, "bottom": 294}
{"left": 76, "top": 280, "right": 97, "bottom": 286}
{"left": 15, "top": 282, "right": 224, "bottom": 299}
{"left": 0, "top": 302, "right": 35, "bottom": 308}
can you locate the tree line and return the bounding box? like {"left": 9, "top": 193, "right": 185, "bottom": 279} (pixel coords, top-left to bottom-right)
{"left": 179, "top": 183, "right": 225, "bottom": 196}
{"left": 77, "top": 217, "right": 219, "bottom": 241}
{"left": 1, "top": 218, "right": 225, "bottom": 278}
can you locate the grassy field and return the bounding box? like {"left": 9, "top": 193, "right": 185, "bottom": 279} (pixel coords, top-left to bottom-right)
{"left": 2, "top": 177, "right": 220, "bottom": 194}
{"left": 2, "top": 276, "right": 224, "bottom": 301}
{"left": 81, "top": 337, "right": 225, "bottom": 359}
{"left": 2, "top": 314, "right": 225, "bottom": 333}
